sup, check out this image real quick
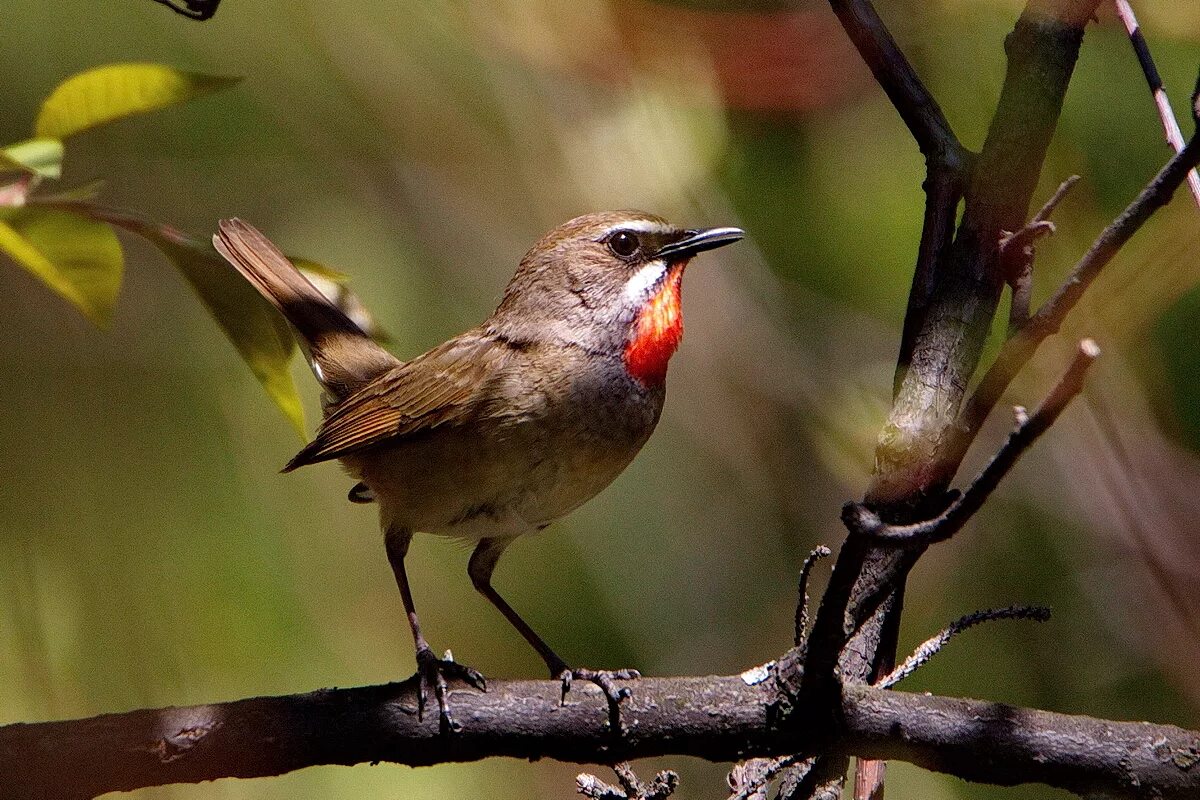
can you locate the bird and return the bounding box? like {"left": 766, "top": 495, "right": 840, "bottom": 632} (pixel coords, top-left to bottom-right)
{"left": 213, "top": 211, "right": 743, "bottom": 731}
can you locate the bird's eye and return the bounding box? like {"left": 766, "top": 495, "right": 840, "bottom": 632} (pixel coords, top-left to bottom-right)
{"left": 607, "top": 230, "right": 641, "bottom": 259}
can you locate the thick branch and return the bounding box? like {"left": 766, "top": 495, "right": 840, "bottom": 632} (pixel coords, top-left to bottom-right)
{"left": 2, "top": 678, "right": 1197, "bottom": 800}
{"left": 846, "top": 338, "right": 1099, "bottom": 547}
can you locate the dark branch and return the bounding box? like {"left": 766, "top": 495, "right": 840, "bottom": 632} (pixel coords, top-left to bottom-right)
{"left": 827, "top": 0, "right": 960, "bottom": 160}
{"left": 825, "top": 0, "right": 970, "bottom": 396}
{"left": 2, "top": 677, "right": 1197, "bottom": 800}
{"left": 845, "top": 338, "right": 1099, "bottom": 546}
{"left": 151, "top": 0, "right": 221, "bottom": 20}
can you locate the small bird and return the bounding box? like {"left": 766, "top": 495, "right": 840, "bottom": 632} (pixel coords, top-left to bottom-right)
{"left": 214, "top": 211, "right": 743, "bottom": 730}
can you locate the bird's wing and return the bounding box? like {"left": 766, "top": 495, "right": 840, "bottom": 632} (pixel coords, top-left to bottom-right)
{"left": 283, "top": 333, "right": 511, "bottom": 471}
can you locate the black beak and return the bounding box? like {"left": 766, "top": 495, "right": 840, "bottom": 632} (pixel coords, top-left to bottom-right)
{"left": 654, "top": 226, "right": 745, "bottom": 261}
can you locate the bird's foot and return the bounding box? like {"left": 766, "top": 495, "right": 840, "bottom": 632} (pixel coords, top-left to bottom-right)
{"left": 413, "top": 646, "right": 487, "bottom": 733}
{"left": 558, "top": 666, "right": 641, "bottom": 729}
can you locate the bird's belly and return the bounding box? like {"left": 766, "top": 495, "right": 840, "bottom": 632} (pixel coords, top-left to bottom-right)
{"left": 341, "top": 396, "right": 656, "bottom": 539}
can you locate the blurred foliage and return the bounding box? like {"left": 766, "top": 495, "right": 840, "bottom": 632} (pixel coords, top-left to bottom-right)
{"left": 1, "top": 2, "right": 1199, "bottom": 799}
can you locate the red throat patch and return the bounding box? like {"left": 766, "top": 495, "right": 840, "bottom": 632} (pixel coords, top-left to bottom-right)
{"left": 624, "top": 264, "right": 685, "bottom": 385}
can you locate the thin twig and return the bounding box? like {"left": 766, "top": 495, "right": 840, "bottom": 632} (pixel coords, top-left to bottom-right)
{"left": 726, "top": 755, "right": 816, "bottom": 800}
{"left": 879, "top": 606, "right": 1051, "bottom": 688}
{"left": 999, "top": 175, "right": 1080, "bottom": 331}
{"left": 795, "top": 545, "right": 833, "bottom": 646}
{"left": 578, "top": 763, "right": 680, "bottom": 800}
{"left": 960, "top": 125, "right": 1200, "bottom": 447}
{"left": 845, "top": 339, "right": 1100, "bottom": 547}
{"left": 1113, "top": 0, "right": 1200, "bottom": 206}
{"left": 1032, "top": 174, "right": 1081, "bottom": 224}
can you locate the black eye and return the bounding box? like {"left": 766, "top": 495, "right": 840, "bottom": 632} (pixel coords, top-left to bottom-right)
{"left": 607, "top": 230, "right": 641, "bottom": 258}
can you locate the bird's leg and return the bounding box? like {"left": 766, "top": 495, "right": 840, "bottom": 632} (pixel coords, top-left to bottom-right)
{"left": 468, "top": 537, "right": 639, "bottom": 726}
{"left": 384, "top": 527, "right": 485, "bottom": 733}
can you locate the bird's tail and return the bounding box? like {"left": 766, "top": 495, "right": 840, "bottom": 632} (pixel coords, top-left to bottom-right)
{"left": 213, "top": 218, "right": 398, "bottom": 400}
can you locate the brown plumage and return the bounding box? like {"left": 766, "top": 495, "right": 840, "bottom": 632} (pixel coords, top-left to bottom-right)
{"left": 213, "top": 212, "right": 743, "bottom": 731}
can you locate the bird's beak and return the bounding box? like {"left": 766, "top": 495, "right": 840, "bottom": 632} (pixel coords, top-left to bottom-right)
{"left": 654, "top": 226, "right": 745, "bottom": 261}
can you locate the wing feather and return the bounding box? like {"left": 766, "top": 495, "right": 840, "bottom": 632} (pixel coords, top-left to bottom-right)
{"left": 283, "top": 333, "right": 510, "bottom": 471}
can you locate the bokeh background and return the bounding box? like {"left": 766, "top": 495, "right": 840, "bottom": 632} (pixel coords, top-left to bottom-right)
{"left": 2, "top": 1, "right": 1199, "bottom": 798}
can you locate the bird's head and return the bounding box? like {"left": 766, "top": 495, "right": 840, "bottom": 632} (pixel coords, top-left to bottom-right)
{"left": 490, "top": 211, "right": 743, "bottom": 385}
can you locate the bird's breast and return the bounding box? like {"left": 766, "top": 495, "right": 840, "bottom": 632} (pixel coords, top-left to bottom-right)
{"left": 346, "top": 348, "right": 665, "bottom": 540}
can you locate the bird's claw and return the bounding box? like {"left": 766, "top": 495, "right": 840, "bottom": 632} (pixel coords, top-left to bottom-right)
{"left": 558, "top": 666, "right": 641, "bottom": 729}
{"left": 414, "top": 647, "right": 486, "bottom": 733}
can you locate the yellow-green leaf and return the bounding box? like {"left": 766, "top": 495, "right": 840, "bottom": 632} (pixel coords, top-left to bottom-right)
{"left": 35, "top": 63, "right": 241, "bottom": 140}
{"left": 1, "top": 138, "right": 64, "bottom": 179}
{"left": 294, "top": 258, "right": 390, "bottom": 343}
{"left": 0, "top": 209, "right": 123, "bottom": 326}
{"left": 97, "top": 214, "right": 306, "bottom": 436}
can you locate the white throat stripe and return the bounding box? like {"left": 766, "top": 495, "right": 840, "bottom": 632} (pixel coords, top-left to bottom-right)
{"left": 622, "top": 259, "right": 667, "bottom": 303}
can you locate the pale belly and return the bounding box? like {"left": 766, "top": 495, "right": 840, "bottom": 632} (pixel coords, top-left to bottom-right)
{"left": 339, "top": 370, "right": 664, "bottom": 540}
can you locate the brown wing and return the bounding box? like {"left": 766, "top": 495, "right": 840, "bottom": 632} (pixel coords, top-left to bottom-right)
{"left": 283, "top": 332, "right": 511, "bottom": 471}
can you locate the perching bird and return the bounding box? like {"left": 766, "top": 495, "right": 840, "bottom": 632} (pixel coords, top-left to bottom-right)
{"left": 214, "top": 212, "right": 743, "bottom": 730}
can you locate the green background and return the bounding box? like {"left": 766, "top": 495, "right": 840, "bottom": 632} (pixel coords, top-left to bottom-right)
{"left": 2, "top": 1, "right": 1198, "bottom": 798}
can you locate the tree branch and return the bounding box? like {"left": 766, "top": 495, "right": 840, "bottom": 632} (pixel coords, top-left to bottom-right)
{"left": 960, "top": 128, "right": 1200, "bottom": 444}
{"left": 1113, "top": 0, "right": 1200, "bottom": 206}
{"left": 827, "top": 0, "right": 959, "bottom": 159}
{"left": 2, "top": 676, "right": 1197, "bottom": 800}
{"left": 825, "top": 0, "right": 971, "bottom": 396}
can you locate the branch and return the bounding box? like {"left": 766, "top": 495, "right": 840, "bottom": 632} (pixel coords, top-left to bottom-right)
{"left": 845, "top": 338, "right": 1099, "bottom": 547}
{"left": 151, "top": 0, "right": 221, "bottom": 20}
{"left": 2, "top": 677, "right": 1197, "bottom": 800}
{"left": 1113, "top": 0, "right": 1200, "bottom": 206}
{"left": 960, "top": 127, "right": 1200, "bottom": 442}
{"left": 879, "top": 606, "right": 1051, "bottom": 688}
{"left": 827, "top": 0, "right": 960, "bottom": 160}
{"left": 825, "top": 1, "right": 970, "bottom": 394}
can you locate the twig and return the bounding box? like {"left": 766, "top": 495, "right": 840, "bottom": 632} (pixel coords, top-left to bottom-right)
{"left": 727, "top": 755, "right": 815, "bottom": 800}
{"left": 879, "top": 606, "right": 1051, "bottom": 688}
{"left": 1113, "top": 0, "right": 1200, "bottom": 207}
{"left": 1032, "top": 174, "right": 1081, "bottom": 224}
{"left": 151, "top": 0, "right": 221, "bottom": 20}
{"left": 999, "top": 175, "right": 1080, "bottom": 330}
{"left": 845, "top": 339, "right": 1100, "bottom": 547}
{"left": 795, "top": 545, "right": 833, "bottom": 646}
{"left": 578, "top": 763, "right": 679, "bottom": 800}
{"left": 960, "top": 127, "right": 1200, "bottom": 444}
{"left": 999, "top": 167, "right": 1078, "bottom": 331}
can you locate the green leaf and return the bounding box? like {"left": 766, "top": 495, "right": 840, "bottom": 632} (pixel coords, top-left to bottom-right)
{"left": 35, "top": 63, "right": 241, "bottom": 140}
{"left": 93, "top": 213, "right": 306, "bottom": 437}
{"left": 291, "top": 257, "right": 350, "bottom": 284}
{"left": 0, "top": 209, "right": 123, "bottom": 326}
{"left": 1, "top": 138, "right": 64, "bottom": 179}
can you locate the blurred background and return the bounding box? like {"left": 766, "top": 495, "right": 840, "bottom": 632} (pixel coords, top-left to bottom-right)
{"left": 2, "top": 1, "right": 1199, "bottom": 797}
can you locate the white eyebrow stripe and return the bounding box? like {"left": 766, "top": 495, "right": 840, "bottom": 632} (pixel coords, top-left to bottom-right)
{"left": 622, "top": 259, "right": 667, "bottom": 304}
{"left": 600, "top": 219, "right": 674, "bottom": 237}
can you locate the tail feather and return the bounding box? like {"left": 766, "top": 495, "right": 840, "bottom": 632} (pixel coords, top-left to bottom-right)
{"left": 213, "top": 218, "right": 398, "bottom": 400}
